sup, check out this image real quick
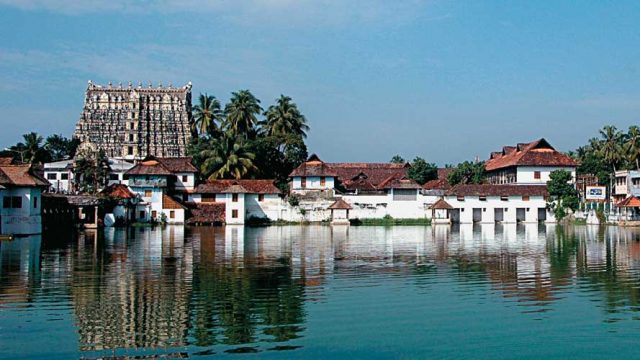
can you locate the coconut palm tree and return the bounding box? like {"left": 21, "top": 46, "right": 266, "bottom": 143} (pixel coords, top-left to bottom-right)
{"left": 598, "top": 125, "right": 624, "bottom": 172}
{"left": 260, "top": 95, "right": 309, "bottom": 140}
{"left": 9, "top": 132, "right": 47, "bottom": 164}
{"left": 192, "top": 93, "right": 223, "bottom": 137}
{"left": 625, "top": 125, "right": 640, "bottom": 170}
{"left": 199, "top": 132, "right": 257, "bottom": 180}
{"left": 223, "top": 90, "right": 262, "bottom": 138}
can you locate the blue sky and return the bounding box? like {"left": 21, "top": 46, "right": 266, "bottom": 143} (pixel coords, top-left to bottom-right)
{"left": 0, "top": 0, "right": 639, "bottom": 164}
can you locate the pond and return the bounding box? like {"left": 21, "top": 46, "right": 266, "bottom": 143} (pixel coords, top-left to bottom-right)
{"left": 1, "top": 224, "right": 640, "bottom": 359}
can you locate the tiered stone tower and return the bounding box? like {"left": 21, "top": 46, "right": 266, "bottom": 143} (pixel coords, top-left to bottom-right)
{"left": 73, "top": 80, "right": 193, "bottom": 160}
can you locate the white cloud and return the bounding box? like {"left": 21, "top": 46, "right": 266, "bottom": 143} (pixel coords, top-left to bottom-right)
{"left": 0, "top": 0, "right": 433, "bottom": 26}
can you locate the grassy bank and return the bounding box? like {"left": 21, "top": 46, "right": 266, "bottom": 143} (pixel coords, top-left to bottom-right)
{"left": 350, "top": 217, "right": 431, "bottom": 226}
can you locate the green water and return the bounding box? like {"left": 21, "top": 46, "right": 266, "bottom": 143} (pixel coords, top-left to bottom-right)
{"left": 1, "top": 224, "right": 640, "bottom": 359}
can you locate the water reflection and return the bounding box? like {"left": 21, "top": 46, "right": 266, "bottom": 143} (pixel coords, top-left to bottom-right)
{"left": 2, "top": 224, "right": 640, "bottom": 357}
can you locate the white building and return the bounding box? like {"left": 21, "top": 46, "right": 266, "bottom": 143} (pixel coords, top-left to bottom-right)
{"left": 43, "top": 159, "right": 74, "bottom": 193}
{"left": 485, "top": 138, "right": 577, "bottom": 185}
{"left": 612, "top": 170, "right": 640, "bottom": 204}
{"left": 125, "top": 157, "right": 191, "bottom": 224}
{"left": 189, "top": 180, "right": 282, "bottom": 225}
{"left": 107, "top": 158, "right": 135, "bottom": 186}
{"left": 0, "top": 160, "right": 49, "bottom": 235}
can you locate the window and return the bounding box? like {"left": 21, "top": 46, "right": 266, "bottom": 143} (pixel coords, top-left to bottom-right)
{"left": 457, "top": 196, "right": 465, "bottom": 201}
{"left": 169, "top": 211, "right": 175, "bottom": 219}
{"left": 320, "top": 177, "right": 326, "bottom": 187}
{"left": 534, "top": 171, "right": 541, "bottom": 180}
{"left": 144, "top": 190, "right": 152, "bottom": 197}
{"left": 139, "top": 211, "right": 145, "bottom": 219}
{"left": 182, "top": 175, "right": 188, "bottom": 182}
{"left": 109, "top": 173, "right": 119, "bottom": 181}
{"left": 11, "top": 196, "right": 22, "bottom": 209}
{"left": 127, "top": 146, "right": 134, "bottom": 155}
{"left": 202, "top": 194, "right": 216, "bottom": 203}
{"left": 522, "top": 196, "right": 530, "bottom": 201}
{"left": 129, "top": 134, "right": 134, "bottom": 142}
{"left": 301, "top": 177, "right": 306, "bottom": 188}
{"left": 500, "top": 196, "right": 508, "bottom": 201}
{"left": 232, "top": 209, "right": 238, "bottom": 218}
{"left": 151, "top": 210, "right": 157, "bottom": 219}
{"left": 130, "top": 121, "right": 135, "bottom": 129}
{"left": 33, "top": 196, "right": 37, "bottom": 209}
{"left": 258, "top": 194, "right": 264, "bottom": 202}
{"left": 61, "top": 173, "right": 69, "bottom": 180}
{"left": 479, "top": 196, "right": 487, "bottom": 201}
{"left": 393, "top": 189, "right": 417, "bottom": 201}
{"left": 47, "top": 173, "right": 57, "bottom": 180}
{"left": 232, "top": 193, "right": 238, "bottom": 202}
{"left": 3, "top": 197, "right": 10, "bottom": 208}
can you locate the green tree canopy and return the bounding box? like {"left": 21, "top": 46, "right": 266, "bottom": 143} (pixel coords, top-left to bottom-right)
{"left": 74, "top": 149, "right": 110, "bottom": 193}
{"left": 390, "top": 155, "right": 405, "bottom": 164}
{"left": 260, "top": 95, "right": 309, "bottom": 141}
{"left": 192, "top": 93, "right": 223, "bottom": 137}
{"left": 447, "top": 161, "right": 486, "bottom": 185}
{"left": 198, "top": 131, "right": 257, "bottom": 180}
{"left": 406, "top": 157, "right": 437, "bottom": 184}
{"left": 224, "top": 90, "right": 263, "bottom": 138}
{"left": 547, "top": 169, "right": 579, "bottom": 221}
{"left": 45, "top": 134, "right": 79, "bottom": 161}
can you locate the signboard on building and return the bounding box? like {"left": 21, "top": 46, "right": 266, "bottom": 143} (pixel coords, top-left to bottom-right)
{"left": 586, "top": 186, "right": 607, "bottom": 201}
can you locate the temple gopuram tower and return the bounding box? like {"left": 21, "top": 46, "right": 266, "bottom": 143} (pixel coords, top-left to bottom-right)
{"left": 73, "top": 80, "right": 193, "bottom": 160}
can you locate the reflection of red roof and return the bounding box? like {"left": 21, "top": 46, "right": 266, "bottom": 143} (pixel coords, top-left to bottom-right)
{"left": 195, "top": 180, "right": 280, "bottom": 194}
{"left": 446, "top": 184, "right": 549, "bottom": 197}
{"left": 617, "top": 196, "right": 640, "bottom": 207}
{"left": 100, "top": 184, "right": 136, "bottom": 199}
{"left": 485, "top": 138, "right": 576, "bottom": 171}
{"left": 0, "top": 164, "right": 49, "bottom": 187}
{"left": 329, "top": 198, "right": 352, "bottom": 210}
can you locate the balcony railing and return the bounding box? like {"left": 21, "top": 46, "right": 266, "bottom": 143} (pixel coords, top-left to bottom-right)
{"left": 129, "top": 179, "right": 168, "bottom": 187}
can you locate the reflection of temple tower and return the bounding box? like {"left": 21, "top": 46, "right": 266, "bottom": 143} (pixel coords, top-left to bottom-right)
{"left": 72, "top": 227, "right": 193, "bottom": 351}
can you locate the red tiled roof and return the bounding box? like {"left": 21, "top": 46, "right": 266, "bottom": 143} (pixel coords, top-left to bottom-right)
{"left": 0, "top": 164, "right": 49, "bottom": 187}
{"left": 617, "top": 196, "right": 640, "bottom": 208}
{"left": 158, "top": 157, "right": 198, "bottom": 173}
{"left": 329, "top": 198, "right": 352, "bottom": 210}
{"left": 125, "top": 159, "right": 173, "bottom": 176}
{"left": 100, "top": 184, "right": 136, "bottom": 199}
{"left": 162, "top": 194, "right": 186, "bottom": 209}
{"left": 485, "top": 138, "right": 576, "bottom": 172}
{"left": 378, "top": 175, "right": 422, "bottom": 189}
{"left": 186, "top": 202, "right": 225, "bottom": 224}
{"left": 431, "top": 199, "right": 453, "bottom": 210}
{"left": 446, "top": 184, "right": 549, "bottom": 197}
{"left": 0, "top": 157, "right": 14, "bottom": 165}
{"left": 195, "top": 179, "right": 280, "bottom": 194}
{"left": 423, "top": 178, "right": 451, "bottom": 190}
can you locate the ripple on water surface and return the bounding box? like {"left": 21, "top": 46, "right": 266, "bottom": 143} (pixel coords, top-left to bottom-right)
{"left": 3, "top": 225, "right": 640, "bottom": 358}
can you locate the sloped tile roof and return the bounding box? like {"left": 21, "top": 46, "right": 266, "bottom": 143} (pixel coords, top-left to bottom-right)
{"left": 195, "top": 179, "right": 281, "bottom": 194}
{"left": 186, "top": 202, "right": 225, "bottom": 224}
{"left": 125, "top": 159, "right": 173, "bottom": 176}
{"left": 378, "top": 175, "right": 422, "bottom": 189}
{"left": 446, "top": 184, "right": 549, "bottom": 197}
{"left": 158, "top": 157, "right": 198, "bottom": 173}
{"left": 0, "top": 157, "right": 15, "bottom": 165}
{"left": 617, "top": 196, "right": 640, "bottom": 207}
{"left": 431, "top": 198, "right": 453, "bottom": 209}
{"left": 162, "top": 194, "right": 186, "bottom": 209}
{"left": 100, "top": 184, "right": 136, "bottom": 199}
{"left": 0, "top": 164, "right": 49, "bottom": 187}
{"left": 485, "top": 138, "right": 577, "bottom": 171}
{"left": 329, "top": 198, "right": 352, "bottom": 210}
{"left": 422, "top": 178, "right": 451, "bottom": 190}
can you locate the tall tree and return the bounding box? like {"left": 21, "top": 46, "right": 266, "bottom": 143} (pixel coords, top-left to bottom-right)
{"left": 598, "top": 125, "right": 624, "bottom": 172}
{"left": 406, "top": 157, "right": 438, "bottom": 184}
{"left": 625, "top": 125, "right": 640, "bottom": 170}
{"left": 390, "top": 155, "right": 405, "bottom": 164}
{"left": 192, "top": 93, "right": 223, "bottom": 137}
{"left": 547, "top": 169, "right": 579, "bottom": 221}
{"left": 224, "top": 90, "right": 262, "bottom": 138}
{"left": 199, "top": 132, "right": 257, "bottom": 180}
{"left": 9, "top": 132, "right": 48, "bottom": 164}
{"left": 447, "top": 161, "right": 486, "bottom": 185}
{"left": 45, "top": 134, "right": 79, "bottom": 161}
{"left": 260, "top": 95, "right": 309, "bottom": 141}
{"left": 74, "top": 149, "right": 110, "bottom": 193}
